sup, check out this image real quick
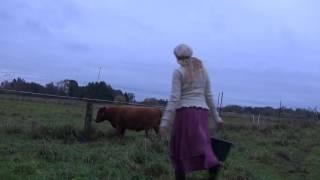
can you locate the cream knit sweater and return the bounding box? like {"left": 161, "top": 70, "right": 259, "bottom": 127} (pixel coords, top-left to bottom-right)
{"left": 160, "top": 66, "right": 223, "bottom": 127}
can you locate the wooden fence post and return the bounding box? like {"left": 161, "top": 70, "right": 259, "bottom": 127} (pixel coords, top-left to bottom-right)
{"left": 252, "top": 114, "right": 255, "bottom": 125}
{"left": 84, "top": 101, "right": 93, "bottom": 137}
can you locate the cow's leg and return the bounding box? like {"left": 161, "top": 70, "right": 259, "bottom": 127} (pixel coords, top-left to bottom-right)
{"left": 116, "top": 126, "right": 125, "bottom": 139}
{"left": 154, "top": 126, "right": 159, "bottom": 135}
{"left": 117, "top": 127, "right": 126, "bottom": 144}
{"left": 154, "top": 126, "right": 162, "bottom": 140}
{"left": 120, "top": 128, "right": 126, "bottom": 139}
{"left": 145, "top": 129, "right": 149, "bottom": 138}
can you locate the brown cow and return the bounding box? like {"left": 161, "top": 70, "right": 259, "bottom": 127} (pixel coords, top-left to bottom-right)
{"left": 95, "top": 106, "right": 162, "bottom": 138}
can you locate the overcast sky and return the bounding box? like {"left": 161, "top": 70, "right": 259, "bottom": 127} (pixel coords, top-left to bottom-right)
{"left": 0, "top": 0, "right": 319, "bottom": 108}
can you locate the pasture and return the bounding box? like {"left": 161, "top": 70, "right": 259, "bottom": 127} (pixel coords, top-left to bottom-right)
{"left": 0, "top": 94, "right": 319, "bottom": 180}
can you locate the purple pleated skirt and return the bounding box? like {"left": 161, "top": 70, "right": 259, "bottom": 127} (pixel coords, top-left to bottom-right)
{"left": 170, "top": 107, "right": 219, "bottom": 173}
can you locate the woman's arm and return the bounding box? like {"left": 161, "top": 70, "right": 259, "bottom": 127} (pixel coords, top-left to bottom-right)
{"left": 160, "top": 69, "right": 182, "bottom": 128}
{"left": 204, "top": 69, "right": 223, "bottom": 123}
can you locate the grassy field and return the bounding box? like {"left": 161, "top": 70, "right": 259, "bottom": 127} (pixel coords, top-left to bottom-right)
{"left": 0, "top": 94, "right": 319, "bottom": 180}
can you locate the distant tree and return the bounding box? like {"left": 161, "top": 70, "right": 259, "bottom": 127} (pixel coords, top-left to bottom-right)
{"left": 113, "top": 95, "right": 126, "bottom": 105}
{"left": 157, "top": 99, "right": 168, "bottom": 106}
{"left": 45, "top": 82, "right": 64, "bottom": 95}
{"left": 29, "top": 82, "right": 45, "bottom": 93}
{"left": 83, "top": 81, "right": 114, "bottom": 100}
{"left": 260, "top": 107, "right": 276, "bottom": 116}
{"left": 0, "top": 78, "right": 136, "bottom": 104}
{"left": 112, "top": 89, "right": 123, "bottom": 98}
{"left": 122, "top": 92, "right": 136, "bottom": 103}
{"left": 1, "top": 80, "right": 10, "bottom": 88}
{"left": 56, "top": 79, "right": 79, "bottom": 96}
{"left": 124, "top": 92, "right": 129, "bottom": 102}
{"left": 224, "top": 105, "right": 243, "bottom": 113}
{"left": 67, "top": 80, "right": 79, "bottom": 97}
{"left": 11, "top": 78, "right": 27, "bottom": 91}
{"left": 127, "top": 93, "right": 136, "bottom": 103}
{"left": 142, "top": 98, "right": 158, "bottom": 105}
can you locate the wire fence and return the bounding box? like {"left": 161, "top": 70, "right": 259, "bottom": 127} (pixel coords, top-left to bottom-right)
{"left": 0, "top": 88, "right": 165, "bottom": 108}
{"left": 0, "top": 88, "right": 165, "bottom": 137}
{"left": 1, "top": 87, "right": 318, "bottom": 143}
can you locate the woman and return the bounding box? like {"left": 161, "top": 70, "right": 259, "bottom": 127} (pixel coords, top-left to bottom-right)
{"left": 160, "top": 44, "right": 224, "bottom": 180}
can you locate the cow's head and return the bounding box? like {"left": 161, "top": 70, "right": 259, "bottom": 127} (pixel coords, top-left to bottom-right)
{"left": 95, "top": 107, "right": 109, "bottom": 123}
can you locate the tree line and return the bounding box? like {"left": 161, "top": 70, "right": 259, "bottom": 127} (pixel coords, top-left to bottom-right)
{"left": 223, "top": 105, "right": 319, "bottom": 120}
{"left": 0, "top": 78, "right": 318, "bottom": 120}
{"left": 0, "top": 78, "right": 135, "bottom": 103}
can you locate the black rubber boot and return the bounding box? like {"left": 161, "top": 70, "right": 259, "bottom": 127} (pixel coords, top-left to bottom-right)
{"left": 175, "top": 170, "right": 186, "bottom": 180}
{"left": 208, "top": 166, "right": 221, "bottom": 180}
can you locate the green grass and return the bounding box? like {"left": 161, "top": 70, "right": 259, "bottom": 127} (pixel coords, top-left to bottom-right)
{"left": 0, "top": 94, "right": 319, "bottom": 179}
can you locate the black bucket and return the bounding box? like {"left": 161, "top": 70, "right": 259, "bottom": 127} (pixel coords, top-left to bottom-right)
{"left": 211, "top": 137, "right": 233, "bottom": 161}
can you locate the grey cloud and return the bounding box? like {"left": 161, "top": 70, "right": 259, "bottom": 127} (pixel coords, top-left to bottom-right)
{"left": 24, "top": 19, "right": 52, "bottom": 36}
{"left": 0, "top": 10, "right": 14, "bottom": 21}
{"left": 63, "top": 41, "right": 92, "bottom": 53}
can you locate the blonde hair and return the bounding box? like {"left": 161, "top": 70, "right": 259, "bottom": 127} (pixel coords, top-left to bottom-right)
{"left": 178, "top": 57, "right": 204, "bottom": 84}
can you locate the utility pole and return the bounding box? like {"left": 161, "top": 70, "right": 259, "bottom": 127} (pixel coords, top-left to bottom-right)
{"left": 217, "top": 92, "right": 221, "bottom": 107}
{"left": 97, "top": 66, "right": 102, "bottom": 82}
{"left": 278, "top": 101, "right": 282, "bottom": 118}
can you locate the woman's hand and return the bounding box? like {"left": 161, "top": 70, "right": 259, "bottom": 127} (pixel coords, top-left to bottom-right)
{"left": 159, "top": 127, "right": 169, "bottom": 142}
{"left": 159, "top": 127, "right": 167, "bottom": 136}
{"left": 217, "top": 120, "right": 224, "bottom": 129}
